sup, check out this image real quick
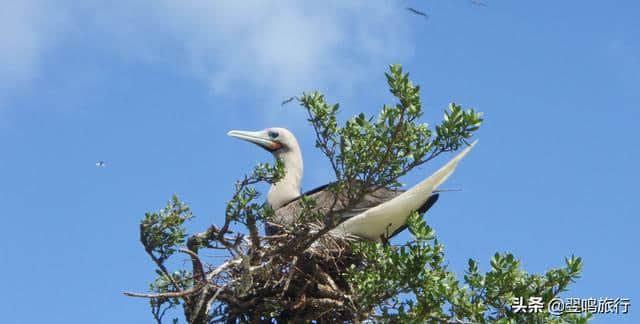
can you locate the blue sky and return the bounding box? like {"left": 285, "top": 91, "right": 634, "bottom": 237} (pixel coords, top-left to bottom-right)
{"left": 0, "top": 1, "right": 638, "bottom": 323}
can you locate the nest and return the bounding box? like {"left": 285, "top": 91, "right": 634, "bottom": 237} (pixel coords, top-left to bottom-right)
{"left": 125, "top": 216, "right": 377, "bottom": 323}
{"left": 204, "top": 225, "right": 368, "bottom": 323}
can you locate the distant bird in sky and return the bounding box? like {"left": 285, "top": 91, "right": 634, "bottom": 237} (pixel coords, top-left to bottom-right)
{"left": 406, "top": 7, "right": 429, "bottom": 19}
{"left": 96, "top": 161, "right": 106, "bottom": 168}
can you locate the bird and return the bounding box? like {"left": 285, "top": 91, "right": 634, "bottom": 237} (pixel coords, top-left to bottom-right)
{"left": 227, "top": 127, "right": 476, "bottom": 241}
{"left": 406, "top": 7, "right": 429, "bottom": 19}
{"left": 96, "top": 161, "right": 106, "bottom": 168}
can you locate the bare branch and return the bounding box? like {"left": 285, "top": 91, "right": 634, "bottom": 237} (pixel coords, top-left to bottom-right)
{"left": 124, "top": 285, "right": 204, "bottom": 299}
{"left": 179, "top": 248, "right": 205, "bottom": 283}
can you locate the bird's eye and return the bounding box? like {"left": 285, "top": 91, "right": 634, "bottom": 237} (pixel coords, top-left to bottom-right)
{"left": 268, "top": 131, "right": 279, "bottom": 139}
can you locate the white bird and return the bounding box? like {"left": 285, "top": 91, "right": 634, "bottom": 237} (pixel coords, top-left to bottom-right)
{"left": 228, "top": 127, "right": 476, "bottom": 241}
{"left": 96, "top": 161, "right": 106, "bottom": 168}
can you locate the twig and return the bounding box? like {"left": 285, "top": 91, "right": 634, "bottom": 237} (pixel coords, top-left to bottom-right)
{"left": 281, "top": 96, "right": 297, "bottom": 106}
{"left": 140, "top": 224, "right": 182, "bottom": 292}
{"left": 124, "top": 285, "right": 204, "bottom": 299}
{"left": 245, "top": 208, "right": 261, "bottom": 250}
{"left": 206, "top": 258, "right": 242, "bottom": 281}
{"left": 280, "top": 256, "right": 299, "bottom": 297}
{"left": 179, "top": 248, "right": 205, "bottom": 283}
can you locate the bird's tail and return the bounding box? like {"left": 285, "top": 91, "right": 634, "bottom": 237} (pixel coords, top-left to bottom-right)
{"left": 403, "top": 140, "right": 477, "bottom": 199}
{"left": 331, "top": 140, "right": 477, "bottom": 241}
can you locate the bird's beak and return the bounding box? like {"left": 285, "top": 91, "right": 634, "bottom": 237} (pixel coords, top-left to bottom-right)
{"left": 227, "top": 130, "right": 282, "bottom": 152}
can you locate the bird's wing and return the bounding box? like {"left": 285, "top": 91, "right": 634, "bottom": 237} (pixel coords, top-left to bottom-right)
{"left": 331, "top": 140, "right": 477, "bottom": 241}
{"left": 273, "top": 183, "right": 406, "bottom": 227}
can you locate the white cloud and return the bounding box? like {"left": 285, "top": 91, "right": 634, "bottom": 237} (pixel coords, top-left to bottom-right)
{"left": 0, "top": 2, "right": 43, "bottom": 89}
{"left": 0, "top": 1, "right": 66, "bottom": 116}
{"left": 0, "top": 1, "right": 415, "bottom": 120}
{"left": 91, "top": 1, "right": 415, "bottom": 98}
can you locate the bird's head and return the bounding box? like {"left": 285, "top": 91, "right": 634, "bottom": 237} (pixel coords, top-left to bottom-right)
{"left": 227, "top": 127, "right": 299, "bottom": 156}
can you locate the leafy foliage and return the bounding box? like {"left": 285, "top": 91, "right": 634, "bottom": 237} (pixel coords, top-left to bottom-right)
{"left": 223, "top": 160, "right": 284, "bottom": 229}
{"left": 303, "top": 64, "right": 482, "bottom": 196}
{"left": 348, "top": 212, "right": 589, "bottom": 323}
{"left": 139, "top": 195, "right": 195, "bottom": 323}
{"left": 126, "top": 65, "right": 588, "bottom": 323}
{"left": 141, "top": 195, "right": 193, "bottom": 263}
